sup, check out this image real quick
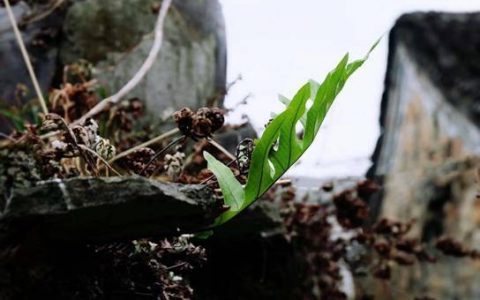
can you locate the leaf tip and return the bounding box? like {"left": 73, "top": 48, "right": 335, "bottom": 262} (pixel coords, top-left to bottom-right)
{"left": 203, "top": 150, "right": 213, "bottom": 161}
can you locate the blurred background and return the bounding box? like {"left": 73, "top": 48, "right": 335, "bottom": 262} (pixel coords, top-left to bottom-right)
{"left": 220, "top": 0, "right": 480, "bottom": 178}
{"left": 1, "top": 1, "right": 480, "bottom": 299}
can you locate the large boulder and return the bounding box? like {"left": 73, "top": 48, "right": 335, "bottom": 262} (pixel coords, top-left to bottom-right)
{"left": 61, "top": 0, "right": 227, "bottom": 117}
{"left": 368, "top": 12, "right": 480, "bottom": 299}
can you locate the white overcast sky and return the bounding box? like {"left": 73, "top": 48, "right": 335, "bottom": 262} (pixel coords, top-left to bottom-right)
{"left": 219, "top": 0, "right": 480, "bottom": 179}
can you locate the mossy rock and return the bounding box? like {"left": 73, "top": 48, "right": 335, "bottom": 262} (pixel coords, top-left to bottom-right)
{"left": 61, "top": 0, "right": 227, "bottom": 117}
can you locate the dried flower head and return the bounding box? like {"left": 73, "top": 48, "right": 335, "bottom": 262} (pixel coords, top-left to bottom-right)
{"left": 173, "top": 108, "right": 194, "bottom": 136}
{"left": 373, "top": 263, "right": 391, "bottom": 280}
{"left": 191, "top": 114, "right": 212, "bottom": 138}
{"left": 173, "top": 107, "right": 224, "bottom": 139}
{"left": 95, "top": 137, "right": 116, "bottom": 160}
{"left": 164, "top": 152, "right": 186, "bottom": 181}
{"left": 435, "top": 236, "right": 470, "bottom": 257}
{"left": 41, "top": 113, "right": 65, "bottom": 132}
{"left": 333, "top": 190, "right": 369, "bottom": 229}
{"left": 120, "top": 147, "right": 157, "bottom": 176}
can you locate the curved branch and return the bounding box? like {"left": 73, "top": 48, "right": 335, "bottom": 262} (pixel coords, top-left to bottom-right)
{"left": 109, "top": 127, "right": 179, "bottom": 163}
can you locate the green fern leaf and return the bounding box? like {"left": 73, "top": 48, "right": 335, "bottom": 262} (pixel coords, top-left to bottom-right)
{"left": 205, "top": 41, "right": 378, "bottom": 226}
{"left": 203, "top": 151, "right": 245, "bottom": 224}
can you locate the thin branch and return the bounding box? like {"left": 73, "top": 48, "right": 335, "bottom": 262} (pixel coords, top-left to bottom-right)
{"left": 226, "top": 92, "right": 252, "bottom": 112}
{"left": 198, "top": 138, "right": 238, "bottom": 184}
{"left": 207, "top": 138, "right": 236, "bottom": 161}
{"left": 0, "top": 132, "right": 15, "bottom": 141}
{"left": 73, "top": 0, "right": 173, "bottom": 125}
{"left": 3, "top": 0, "right": 48, "bottom": 114}
{"left": 166, "top": 262, "right": 187, "bottom": 270}
{"left": 196, "top": 137, "right": 239, "bottom": 184}
{"left": 226, "top": 74, "right": 242, "bottom": 91}
{"left": 19, "top": 0, "right": 65, "bottom": 26}
{"left": 39, "top": 129, "right": 61, "bottom": 140}
{"left": 141, "top": 135, "right": 186, "bottom": 176}
{"left": 109, "top": 127, "right": 179, "bottom": 163}
{"left": 207, "top": 74, "right": 242, "bottom": 106}
{"left": 276, "top": 178, "right": 292, "bottom": 186}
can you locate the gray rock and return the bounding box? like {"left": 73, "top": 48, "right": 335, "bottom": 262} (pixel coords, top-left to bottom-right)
{"left": 0, "top": 0, "right": 227, "bottom": 130}
{"left": 213, "top": 201, "right": 285, "bottom": 239}
{"left": 216, "top": 122, "right": 258, "bottom": 154}
{"left": 0, "top": 176, "right": 220, "bottom": 242}
{"left": 60, "top": 0, "right": 227, "bottom": 118}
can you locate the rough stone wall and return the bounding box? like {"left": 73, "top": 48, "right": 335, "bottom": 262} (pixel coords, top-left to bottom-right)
{"left": 369, "top": 13, "right": 480, "bottom": 299}
{"left": 378, "top": 45, "right": 480, "bottom": 232}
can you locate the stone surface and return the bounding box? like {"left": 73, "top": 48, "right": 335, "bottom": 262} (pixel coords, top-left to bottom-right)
{"left": 0, "top": 0, "right": 227, "bottom": 129}
{"left": 369, "top": 12, "right": 480, "bottom": 178}
{"left": 61, "top": 0, "right": 227, "bottom": 118}
{"left": 216, "top": 122, "right": 258, "bottom": 154}
{"left": 0, "top": 176, "right": 219, "bottom": 242}
{"left": 213, "top": 201, "right": 284, "bottom": 239}
{"left": 387, "top": 13, "right": 480, "bottom": 126}
{"left": 368, "top": 12, "right": 480, "bottom": 299}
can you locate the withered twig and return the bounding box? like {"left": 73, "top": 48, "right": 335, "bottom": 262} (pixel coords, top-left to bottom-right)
{"left": 109, "top": 128, "right": 180, "bottom": 163}
{"left": 141, "top": 135, "right": 186, "bottom": 176}
{"left": 207, "top": 138, "right": 236, "bottom": 161}
{"left": 19, "top": 0, "right": 65, "bottom": 26}
{"left": 0, "top": 132, "right": 15, "bottom": 141}
{"left": 39, "top": 130, "right": 61, "bottom": 140}
{"left": 3, "top": 0, "right": 48, "bottom": 114}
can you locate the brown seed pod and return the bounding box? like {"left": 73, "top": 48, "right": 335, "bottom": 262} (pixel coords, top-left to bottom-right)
{"left": 173, "top": 107, "right": 194, "bottom": 136}
{"left": 41, "top": 113, "right": 65, "bottom": 132}
{"left": 374, "top": 241, "right": 391, "bottom": 258}
{"left": 395, "top": 237, "right": 419, "bottom": 254}
{"left": 120, "top": 147, "right": 157, "bottom": 176}
{"left": 414, "top": 246, "right": 437, "bottom": 263}
{"left": 333, "top": 190, "right": 369, "bottom": 229}
{"left": 173, "top": 107, "right": 224, "bottom": 139}
{"left": 207, "top": 107, "right": 225, "bottom": 132}
{"left": 191, "top": 115, "right": 213, "bottom": 138}
{"left": 356, "top": 179, "right": 380, "bottom": 199}
{"left": 392, "top": 252, "right": 415, "bottom": 266}
{"left": 373, "top": 263, "right": 391, "bottom": 280}
{"left": 435, "top": 236, "right": 470, "bottom": 257}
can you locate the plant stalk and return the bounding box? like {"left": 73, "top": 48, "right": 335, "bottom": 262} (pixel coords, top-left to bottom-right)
{"left": 109, "top": 128, "right": 180, "bottom": 163}
{"left": 141, "top": 135, "right": 186, "bottom": 176}
{"left": 3, "top": 0, "right": 48, "bottom": 114}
